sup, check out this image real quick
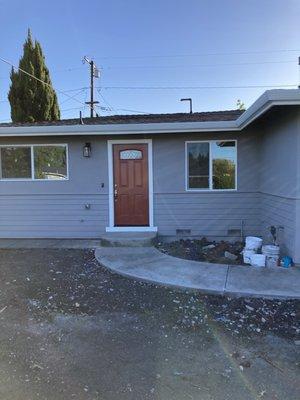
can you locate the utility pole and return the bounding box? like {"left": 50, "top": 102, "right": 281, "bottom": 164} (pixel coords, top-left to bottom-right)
{"left": 83, "top": 56, "right": 100, "bottom": 117}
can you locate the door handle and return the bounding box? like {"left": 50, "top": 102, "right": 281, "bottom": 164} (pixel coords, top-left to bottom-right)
{"left": 114, "top": 186, "right": 118, "bottom": 200}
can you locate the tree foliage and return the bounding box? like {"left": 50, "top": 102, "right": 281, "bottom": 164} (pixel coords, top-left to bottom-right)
{"left": 236, "top": 99, "right": 246, "bottom": 111}
{"left": 34, "top": 146, "right": 66, "bottom": 179}
{"left": 213, "top": 159, "right": 235, "bottom": 189}
{"left": 8, "top": 30, "right": 60, "bottom": 123}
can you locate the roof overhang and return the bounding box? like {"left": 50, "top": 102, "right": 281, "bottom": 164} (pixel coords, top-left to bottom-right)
{"left": 0, "top": 89, "right": 299, "bottom": 137}
{"left": 236, "top": 89, "right": 300, "bottom": 129}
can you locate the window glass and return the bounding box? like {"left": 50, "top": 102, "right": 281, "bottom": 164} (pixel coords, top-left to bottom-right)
{"left": 186, "top": 141, "right": 237, "bottom": 190}
{"left": 212, "top": 141, "right": 236, "bottom": 189}
{"left": 120, "top": 149, "right": 142, "bottom": 160}
{"left": 187, "top": 142, "right": 209, "bottom": 189}
{"left": 34, "top": 146, "right": 67, "bottom": 180}
{"left": 1, "top": 147, "right": 31, "bottom": 178}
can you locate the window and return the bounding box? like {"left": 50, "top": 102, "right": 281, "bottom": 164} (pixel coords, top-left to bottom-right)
{"left": 186, "top": 141, "right": 237, "bottom": 190}
{"left": 187, "top": 142, "right": 210, "bottom": 189}
{"left": 120, "top": 149, "right": 142, "bottom": 160}
{"left": 34, "top": 146, "right": 67, "bottom": 180}
{"left": 1, "top": 147, "right": 32, "bottom": 179}
{"left": 212, "top": 141, "right": 236, "bottom": 190}
{"left": 0, "top": 145, "right": 68, "bottom": 180}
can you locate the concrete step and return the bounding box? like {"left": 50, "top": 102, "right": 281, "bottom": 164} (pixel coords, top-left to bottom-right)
{"left": 100, "top": 232, "right": 157, "bottom": 247}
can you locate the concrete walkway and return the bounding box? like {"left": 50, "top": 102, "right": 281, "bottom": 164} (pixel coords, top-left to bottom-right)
{"left": 0, "top": 239, "right": 100, "bottom": 249}
{"left": 95, "top": 246, "right": 300, "bottom": 299}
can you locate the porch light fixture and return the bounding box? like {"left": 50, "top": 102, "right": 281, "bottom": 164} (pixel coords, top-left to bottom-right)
{"left": 83, "top": 143, "right": 91, "bottom": 157}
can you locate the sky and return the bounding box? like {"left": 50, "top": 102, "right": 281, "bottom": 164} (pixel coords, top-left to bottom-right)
{"left": 0, "top": 0, "right": 299, "bottom": 121}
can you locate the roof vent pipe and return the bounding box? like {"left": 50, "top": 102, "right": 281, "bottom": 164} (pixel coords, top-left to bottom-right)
{"left": 298, "top": 57, "right": 300, "bottom": 89}
{"left": 79, "top": 111, "right": 84, "bottom": 125}
{"left": 180, "top": 98, "right": 193, "bottom": 113}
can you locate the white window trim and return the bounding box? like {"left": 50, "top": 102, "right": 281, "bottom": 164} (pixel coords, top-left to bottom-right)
{"left": 185, "top": 140, "right": 237, "bottom": 192}
{"left": 0, "top": 144, "right": 69, "bottom": 181}
{"left": 106, "top": 139, "right": 157, "bottom": 232}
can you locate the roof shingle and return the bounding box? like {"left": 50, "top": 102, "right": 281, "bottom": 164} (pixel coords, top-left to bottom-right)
{"left": 0, "top": 110, "right": 244, "bottom": 128}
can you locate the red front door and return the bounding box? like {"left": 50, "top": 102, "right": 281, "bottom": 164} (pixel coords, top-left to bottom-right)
{"left": 113, "top": 144, "right": 149, "bottom": 226}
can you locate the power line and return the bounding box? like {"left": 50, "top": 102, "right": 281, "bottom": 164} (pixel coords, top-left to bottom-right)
{"left": 96, "top": 105, "right": 113, "bottom": 112}
{"left": 59, "top": 105, "right": 149, "bottom": 116}
{"left": 60, "top": 88, "right": 87, "bottom": 106}
{"left": 100, "top": 84, "right": 297, "bottom": 90}
{"left": 1, "top": 88, "right": 88, "bottom": 119}
{"left": 0, "top": 56, "right": 98, "bottom": 114}
{"left": 60, "top": 86, "right": 89, "bottom": 93}
{"left": 82, "top": 89, "right": 89, "bottom": 118}
{"left": 116, "top": 108, "right": 150, "bottom": 114}
{"left": 96, "top": 88, "right": 150, "bottom": 114}
{"left": 95, "top": 48, "right": 300, "bottom": 60}
{"left": 60, "top": 105, "right": 111, "bottom": 115}
{"left": 96, "top": 89, "right": 117, "bottom": 113}
{"left": 0, "top": 59, "right": 296, "bottom": 79}
{"left": 102, "top": 60, "right": 296, "bottom": 70}
{"left": 51, "top": 66, "right": 86, "bottom": 73}
{"left": 60, "top": 106, "right": 83, "bottom": 113}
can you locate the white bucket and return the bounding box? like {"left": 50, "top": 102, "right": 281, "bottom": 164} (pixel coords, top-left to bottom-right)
{"left": 265, "top": 255, "right": 279, "bottom": 268}
{"left": 262, "top": 245, "right": 280, "bottom": 255}
{"left": 243, "top": 249, "right": 256, "bottom": 264}
{"left": 250, "top": 254, "right": 266, "bottom": 268}
{"left": 262, "top": 245, "right": 280, "bottom": 268}
{"left": 245, "top": 236, "right": 263, "bottom": 251}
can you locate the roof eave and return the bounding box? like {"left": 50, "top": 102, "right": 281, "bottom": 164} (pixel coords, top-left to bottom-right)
{"left": 0, "top": 120, "right": 239, "bottom": 137}
{"left": 0, "top": 89, "right": 299, "bottom": 137}
{"left": 236, "top": 89, "right": 300, "bottom": 128}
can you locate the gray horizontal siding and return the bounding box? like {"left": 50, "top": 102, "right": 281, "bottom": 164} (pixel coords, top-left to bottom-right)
{"left": 0, "top": 195, "right": 108, "bottom": 238}
{"left": 154, "top": 192, "right": 260, "bottom": 238}
{"left": 260, "top": 192, "right": 296, "bottom": 257}
{"left": 258, "top": 109, "right": 300, "bottom": 262}
{"left": 0, "top": 120, "right": 299, "bottom": 265}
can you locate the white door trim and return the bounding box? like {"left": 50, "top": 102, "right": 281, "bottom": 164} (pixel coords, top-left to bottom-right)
{"left": 106, "top": 139, "right": 157, "bottom": 232}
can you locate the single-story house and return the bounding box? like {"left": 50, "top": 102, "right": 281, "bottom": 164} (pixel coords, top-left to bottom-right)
{"left": 0, "top": 89, "right": 300, "bottom": 263}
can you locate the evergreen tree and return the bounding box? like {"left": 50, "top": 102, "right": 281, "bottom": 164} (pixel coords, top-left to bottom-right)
{"left": 8, "top": 30, "right": 60, "bottom": 123}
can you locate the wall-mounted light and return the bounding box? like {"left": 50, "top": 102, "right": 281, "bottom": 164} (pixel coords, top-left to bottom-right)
{"left": 83, "top": 143, "right": 91, "bottom": 157}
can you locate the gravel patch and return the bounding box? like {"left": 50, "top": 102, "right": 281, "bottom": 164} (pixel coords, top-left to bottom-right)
{"left": 0, "top": 248, "right": 299, "bottom": 400}
{"left": 2, "top": 248, "right": 296, "bottom": 339}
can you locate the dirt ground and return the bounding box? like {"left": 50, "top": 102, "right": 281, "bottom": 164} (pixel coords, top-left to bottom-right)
{"left": 156, "top": 238, "right": 245, "bottom": 264}
{"left": 0, "top": 248, "right": 299, "bottom": 400}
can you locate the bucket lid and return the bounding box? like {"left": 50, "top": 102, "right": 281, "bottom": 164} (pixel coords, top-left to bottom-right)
{"left": 246, "top": 236, "right": 262, "bottom": 242}
{"left": 262, "top": 245, "right": 280, "bottom": 252}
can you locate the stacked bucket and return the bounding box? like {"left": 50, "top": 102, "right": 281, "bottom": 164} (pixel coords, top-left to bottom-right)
{"left": 262, "top": 245, "right": 280, "bottom": 267}
{"left": 243, "top": 237, "right": 280, "bottom": 267}
{"left": 243, "top": 237, "right": 264, "bottom": 266}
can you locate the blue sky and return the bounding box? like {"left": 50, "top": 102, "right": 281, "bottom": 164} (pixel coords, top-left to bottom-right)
{"left": 0, "top": 0, "right": 299, "bottom": 121}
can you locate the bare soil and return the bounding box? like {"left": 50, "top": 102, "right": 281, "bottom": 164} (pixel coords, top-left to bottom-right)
{"left": 156, "top": 238, "right": 245, "bottom": 264}
{"left": 0, "top": 248, "right": 299, "bottom": 400}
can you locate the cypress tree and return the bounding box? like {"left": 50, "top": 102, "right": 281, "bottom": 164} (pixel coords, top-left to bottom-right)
{"left": 8, "top": 30, "right": 60, "bottom": 123}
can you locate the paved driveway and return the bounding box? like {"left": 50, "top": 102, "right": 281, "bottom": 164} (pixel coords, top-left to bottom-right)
{"left": 0, "top": 249, "right": 299, "bottom": 400}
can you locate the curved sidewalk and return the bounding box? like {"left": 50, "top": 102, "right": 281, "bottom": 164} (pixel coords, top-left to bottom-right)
{"left": 95, "top": 247, "right": 300, "bottom": 299}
